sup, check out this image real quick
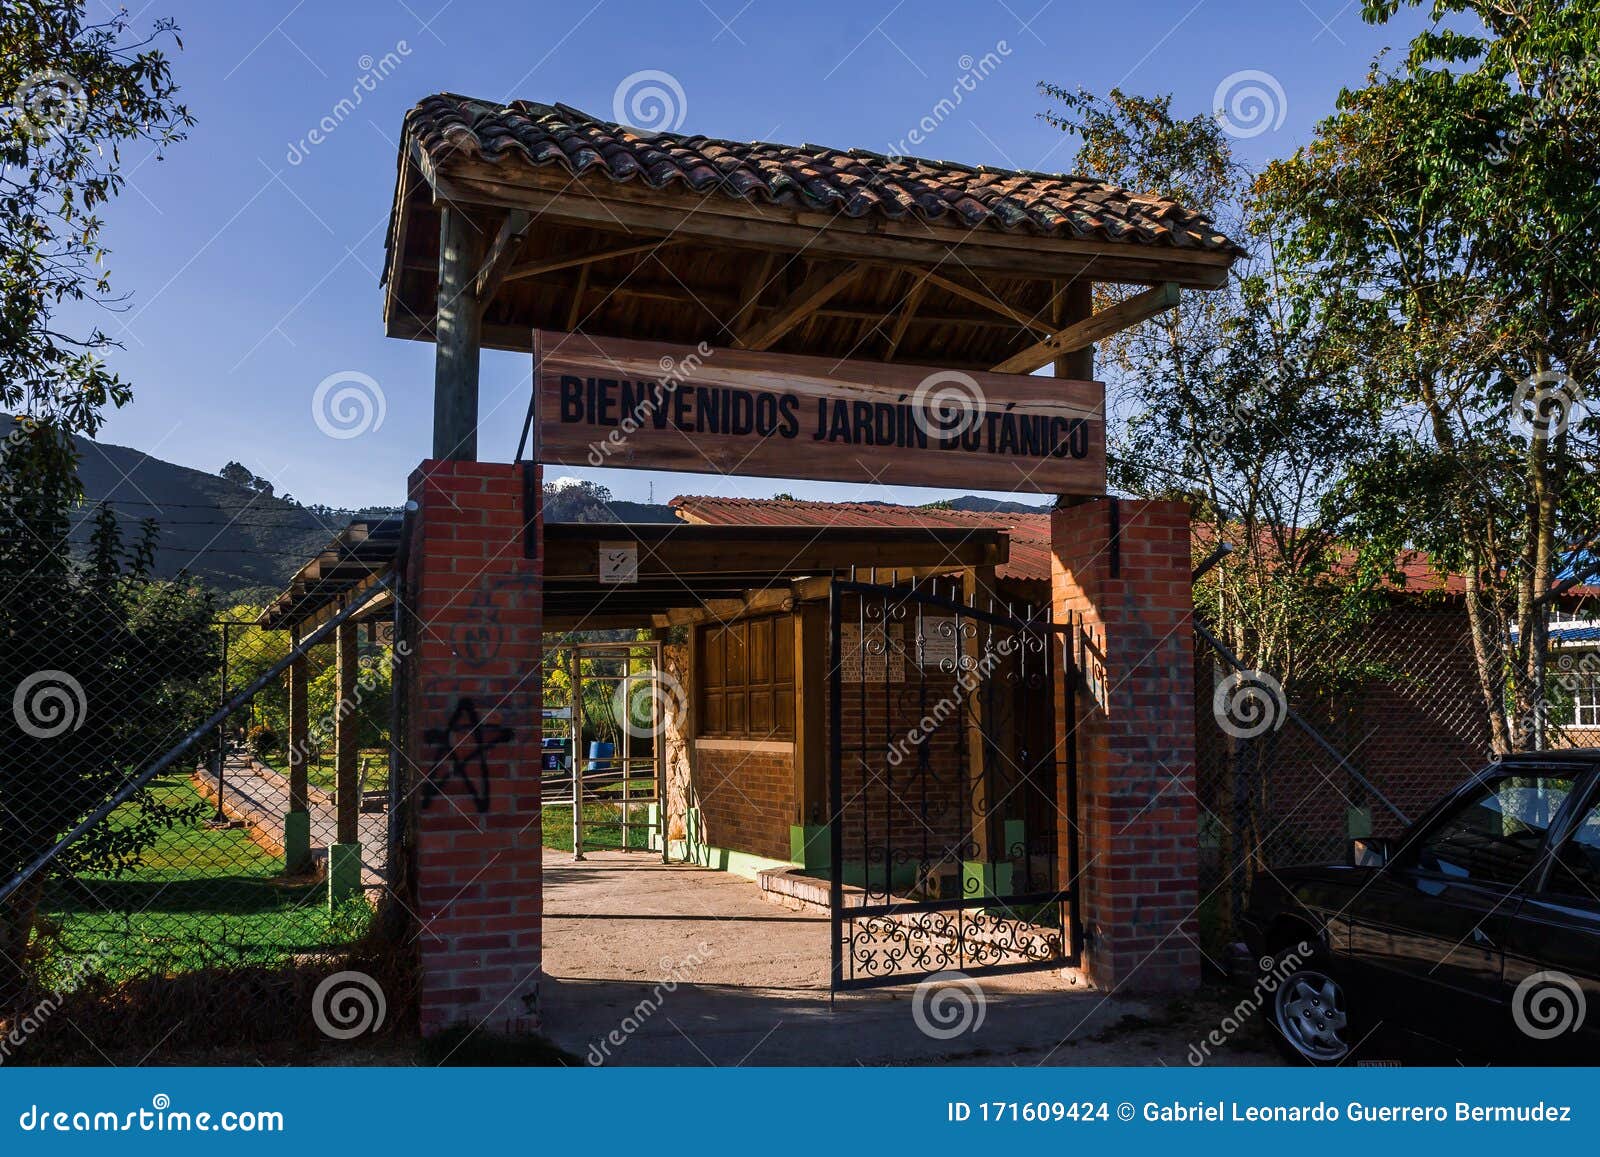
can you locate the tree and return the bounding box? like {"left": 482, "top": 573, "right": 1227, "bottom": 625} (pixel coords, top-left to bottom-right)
{"left": 1258, "top": 0, "right": 1600, "bottom": 751}
{"left": 0, "top": 426, "right": 217, "bottom": 1005}
{"left": 1039, "top": 87, "right": 1387, "bottom": 694}
{"left": 217, "top": 461, "right": 254, "bottom": 489}
{"left": 1, "top": 3, "right": 191, "bottom": 456}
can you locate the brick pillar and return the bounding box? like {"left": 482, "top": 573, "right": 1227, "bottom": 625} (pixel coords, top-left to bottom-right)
{"left": 1052, "top": 498, "right": 1198, "bottom": 993}
{"left": 406, "top": 459, "right": 543, "bottom": 1035}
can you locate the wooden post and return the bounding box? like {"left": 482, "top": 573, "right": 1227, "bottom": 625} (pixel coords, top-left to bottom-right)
{"left": 792, "top": 600, "right": 828, "bottom": 868}
{"left": 1055, "top": 279, "right": 1095, "bottom": 381}
{"left": 335, "top": 620, "right": 359, "bottom": 844}
{"left": 434, "top": 206, "right": 485, "bottom": 460}
{"left": 285, "top": 626, "right": 311, "bottom": 874}
{"left": 962, "top": 565, "right": 1002, "bottom": 896}
{"left": 328, "top": 617, "right": 362, "bottom": 906}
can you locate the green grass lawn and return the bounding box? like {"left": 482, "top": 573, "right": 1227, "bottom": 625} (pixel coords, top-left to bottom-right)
{"left": 260, "top": 747, "right": 389, "bottom": 795}
{"left": 37, "top": 774, "right": 370, "bottom": 988}
{"left": 541, "top": 800, "right": 655, "bottom": 852}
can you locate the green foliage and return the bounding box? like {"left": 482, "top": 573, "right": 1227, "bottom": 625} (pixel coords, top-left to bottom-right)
{"left": 0, "top": 2, "right": 191, "bottom": 455}
{"left": 0, "top": 424, "right": 217, "bottom": 999}
{"left": 1039, "top": 86, "right": 1388, "bottom": 692}
{"left": 1260, "top": 0, "right": 1600, "bottom": 749}
{"left": 246, "top": 724, "right": 277, "bottom": 758}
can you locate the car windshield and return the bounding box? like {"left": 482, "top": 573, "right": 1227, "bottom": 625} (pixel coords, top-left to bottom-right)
{"left": 1412, "top": 773, "right": 1576, "bottom": 888}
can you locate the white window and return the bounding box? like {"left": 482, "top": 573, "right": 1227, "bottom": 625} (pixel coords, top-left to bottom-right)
{"left": 1573, "top": 671, "right": 1600, "bottom": 728}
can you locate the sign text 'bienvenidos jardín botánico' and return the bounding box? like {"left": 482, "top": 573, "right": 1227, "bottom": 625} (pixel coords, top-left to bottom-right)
{"left": 536, "top": 332, "right": 1106, "bottom": 494}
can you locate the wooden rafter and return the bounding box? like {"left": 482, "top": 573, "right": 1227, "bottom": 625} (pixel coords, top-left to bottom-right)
{"left": 991, "top": 282, "right": 1181, "bottom": 375}
{"left": 501, "top": 239, "right": 672, "bottom": 284}
{"left": 884, "top": 272, "right": 929, "bottom": 359}
{"left": 728, "top": 252, "right": 777, "bottom": 333}
{"left": 565, "top": 262, "right": 591, "bottom": 331}
{"left": 921, "top": 270, "right": 1049, "bottom": 334}
{"left": 473, "top": 209, "right": 533, "bottom": 307}
{"left": 733, "top": 262, "right": 861, "bottom": 351}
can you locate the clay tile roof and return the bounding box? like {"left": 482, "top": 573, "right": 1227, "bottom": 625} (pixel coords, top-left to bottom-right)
{"left": 670, "top": 495, "right": 1052, "bottom": 584}
{"left": 404, "top": 94, "right": 1246, "bottom": 256}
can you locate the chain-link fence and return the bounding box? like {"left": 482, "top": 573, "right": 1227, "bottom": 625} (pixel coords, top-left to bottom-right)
{"left": 1195, "top": 588, "right": 1600, "bottom": 959}
{"left": 0, "top": 563, "right": 405, "bottom": 1052}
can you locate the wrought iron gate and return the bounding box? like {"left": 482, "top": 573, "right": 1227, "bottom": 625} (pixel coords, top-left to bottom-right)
{"left": 827, "top": 576, "right": 1081, "bottom": 990}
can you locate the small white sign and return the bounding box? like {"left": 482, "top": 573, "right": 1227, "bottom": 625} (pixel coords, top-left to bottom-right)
{"left": 917, "top": 617, "right": 958, "bottom": 669}
{"left": 598, "top": 542, "right": 639, "bottom": 585}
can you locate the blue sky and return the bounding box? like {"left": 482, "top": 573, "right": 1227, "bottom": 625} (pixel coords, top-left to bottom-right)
{"left": 83, "top": 0, "right": 1429, "bottom": 509}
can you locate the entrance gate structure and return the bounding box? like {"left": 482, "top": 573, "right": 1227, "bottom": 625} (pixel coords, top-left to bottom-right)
{"left": 828, "top": 576, "right": 1080, "bottom": 989}
{"left": 379, "top": 93, "right": 1243, "bottom": 1030}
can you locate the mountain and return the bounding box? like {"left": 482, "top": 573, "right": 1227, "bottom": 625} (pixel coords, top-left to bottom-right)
{"left": 69, "top": 434, "right": 396, "bottom": 602}
{"left": 61, "top": 433, "right": 1046, "bottom": 600}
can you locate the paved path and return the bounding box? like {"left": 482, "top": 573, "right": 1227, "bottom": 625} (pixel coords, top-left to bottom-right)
{"left": 540, "top": 852, "right": 1281, "bottom": 1067}
{"left": 194, "top": 754, "right": 388, "bottom": 887}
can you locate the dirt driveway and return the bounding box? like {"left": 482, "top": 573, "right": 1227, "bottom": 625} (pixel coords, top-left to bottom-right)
{"left": 539, "top": 852, "right": 1281, "bottom": 1067}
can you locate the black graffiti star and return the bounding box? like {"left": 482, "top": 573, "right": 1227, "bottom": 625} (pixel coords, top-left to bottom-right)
{"left": 420, "top": 698, "right": 514, "bottom": 814}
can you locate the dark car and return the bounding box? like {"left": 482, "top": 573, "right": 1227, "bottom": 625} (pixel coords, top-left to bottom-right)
{"left": 1243, "top": 752, "right": 1600, "bottom": 1065}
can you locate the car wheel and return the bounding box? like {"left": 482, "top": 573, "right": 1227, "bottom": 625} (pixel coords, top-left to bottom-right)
{"left": 1269, "top": 953, "right": 1354, "bottom": 1065}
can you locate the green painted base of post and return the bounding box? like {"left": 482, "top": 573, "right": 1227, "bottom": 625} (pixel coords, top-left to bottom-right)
{"left": 283, "top": 809, "right": 312, "bottom": 875}
{"left": 327, "top": 843, "right": 362, "bottom": 910}
{"left": 963, "top": 860, "right": 1014, "bottom": 900}
{"left": 789, "top": 824, "right": 830, "bottom": 871}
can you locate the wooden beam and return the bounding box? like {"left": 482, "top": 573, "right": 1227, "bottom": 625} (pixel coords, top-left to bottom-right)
{"left": 991, "top": 282, "right": 1179, "bottom": 375}
{"left": 474, "top": 209, "right": 533, "bottom": 307}
{"left": 728, "top": 252, "right": 777, "bottom": 335}
{"left": 565, "top": 261, "right": 590, "bottom": 331}
{"left": 434, "top": 205, "right": 486, "bottom": 459}
{"left": 884, "top": 272, "right": 929, "bottom": 359}
{"left": 921, "top": 270, "right": 1049, "bottom": 333}
{"left": 501, "top": 239, "right": 672, "bottom": 284}
{"left": 732, "top": 262, "right": 861, "bottom": 351}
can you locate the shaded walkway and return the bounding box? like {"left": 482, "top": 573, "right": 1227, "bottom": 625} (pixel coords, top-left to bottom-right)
{"left": 540, "top": 852, "right": 1280, "bottom": 1067}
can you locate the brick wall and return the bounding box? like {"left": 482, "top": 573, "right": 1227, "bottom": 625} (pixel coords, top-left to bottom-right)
{"left": 405, "top": 460, "right": 543, "bottom": 1035}
{"left": 1052, "top": 498, "right": 1199, "bottom": 994}
{"left": 691, "top": 741, "right": 795, "bottom": 861}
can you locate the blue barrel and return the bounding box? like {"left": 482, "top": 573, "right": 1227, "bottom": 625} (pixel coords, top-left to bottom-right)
{"left": 586, "top": 741, "right": 614, "bottom": 772}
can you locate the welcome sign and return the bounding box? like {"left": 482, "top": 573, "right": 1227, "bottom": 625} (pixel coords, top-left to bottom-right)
{"left": 533, "top": 330, "right": 1105, "bottom": 494}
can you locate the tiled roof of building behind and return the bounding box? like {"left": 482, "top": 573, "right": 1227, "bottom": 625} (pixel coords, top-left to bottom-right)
{"left": 670, "top": 495, "right": 1051, "bottom": 583}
